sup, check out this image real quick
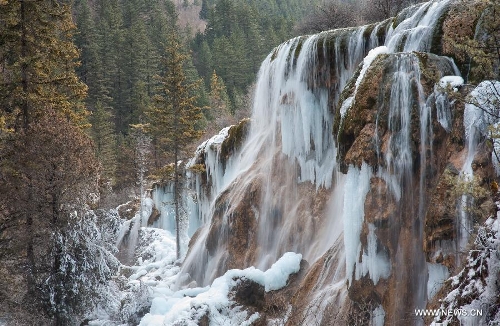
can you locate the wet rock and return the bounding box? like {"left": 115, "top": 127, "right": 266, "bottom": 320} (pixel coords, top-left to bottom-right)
{"left": 344, "top": 123, "right": 379, "bottom": 168}
{"left": 147, "top": 207, "right": 160, "bottom": 226}
{"left": 424, "top": 165, "right": 459, "bottom": 257}
{"left": 364, "top": 177, "right": 396, "bottom": 228}
{"left": 117, "top": 200, "right": 139, "bottom": 220}
{"left": 231, "top": 278, "right": 265, "bottom": 309}
{"left": 337, "top": 52, "right": 458, "bottom": 168}
{"left": 441, "top": 0, "right": 486, "bottom": 79}
{"left": 348, "top": 277, "right": 380, "bottom": 304}
{"left": 205, "top": 177, "right": 261, "bottom": 271}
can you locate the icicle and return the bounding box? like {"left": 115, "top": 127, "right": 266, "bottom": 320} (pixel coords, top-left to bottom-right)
{"left": 343, "top": 163, "right": 372, "bottom": 284}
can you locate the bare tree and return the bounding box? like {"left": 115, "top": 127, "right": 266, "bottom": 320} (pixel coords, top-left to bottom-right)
{"left": 295, "top": 0, "right": 362, "bottom": 34}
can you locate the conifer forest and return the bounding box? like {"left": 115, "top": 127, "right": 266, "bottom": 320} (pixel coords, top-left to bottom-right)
{"left": 1, "top": 0, "right": 499, "bottom": 325}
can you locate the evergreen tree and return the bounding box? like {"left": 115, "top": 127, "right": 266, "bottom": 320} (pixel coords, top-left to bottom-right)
{"left": 120, "top": 0, "right": 152, "bottom": 130}
{"left": 147, "top": 30, "right": 204, "bottom": 259}
{"left": 95, "top": 0, "right": 124, "bottom": 129}
{"left": 114, "top": 134, "right": 138, "bottom": 190}
{"left": 0, "top": 0, "right": 88, "bottom": 129}
{"left": 209, "top": 71, "right": 231, "bottom": 128}
{"left": 200, "top": 0, "right": 209, "bottom": 19}
{"left": 0, "top": 1, "right": 112, "bottom": 323}
{"left": 90, "top": 102, "right": 117, "bottom": 190}
{"left": 74, "top": 0, "right": 105, "bottom": 109}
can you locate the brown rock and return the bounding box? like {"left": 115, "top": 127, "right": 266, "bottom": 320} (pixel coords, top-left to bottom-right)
{"left": 147, "top": 207, "right": 161, "bottom": 226}
{"left": 364, "top": 177, "right": 396, "bottom": 228}
{"left": 231, "top": 278, "right": 265, "bottom": 309}
{"left": 117, "top": 200, "right": 140, "bottom": 220}
{"left": 348, "top": 276, "right": 380, "bottom": 304}
{"left": 345, "top": 124, "right": 379, "bottom": 168}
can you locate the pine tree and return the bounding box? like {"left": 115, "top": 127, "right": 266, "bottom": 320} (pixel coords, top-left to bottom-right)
{"left": 74, "top": 0, "right": 105, "bottom": 109}
{"left": 121, "top": 0, "right": 151, "bottom": 130}
{"left": 0, "top": 1, "right": 110, "bottom": 323}
{"left": 209, "top": 70, "right": 231, "bottom": 128}
{"left": 95, "top": 0, "right": 124, "bottom": 130}
{"left": 147, "top": 30, "right": 204, "bottom": 259}
{"left": 90, "top": 102, "right": 117, "bottom": 190}
{"left": 200, "top": 0, "right": 209, "bottom": 19}
{"left": 0, "top": 0, "right": 88, "bottom": 129}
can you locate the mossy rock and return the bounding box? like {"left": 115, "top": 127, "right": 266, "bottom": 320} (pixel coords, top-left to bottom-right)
{"left": 219, "top": 118, "right": 251, "bottom": 168}
{"left": 440, "top": 0, "right": 487, "bottom": 80}
{"left": 336, "top": 52, "right": 459, "bottom": 170}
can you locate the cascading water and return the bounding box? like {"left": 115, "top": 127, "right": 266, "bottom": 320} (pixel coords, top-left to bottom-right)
{"left": 459, "top": 80, "right": 500, "bottom": 251}
{"left": 178, "top": 26, "right": 387, "bottom": 286}
{"left": 116, "top": 196, "right": 153, "bottom": 263}
{"left": 151, "top": 0, "right": 483, "bottom": 324}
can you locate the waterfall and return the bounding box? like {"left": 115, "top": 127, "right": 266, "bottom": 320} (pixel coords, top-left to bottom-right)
{"left": 168, "top": 0, "right": 468, "bottom": 323}
{"left": 116, "top": 197, "right": 153, "bottom": 264}
{"left": 459, "top": 80, "right": 500, "bottom": 250}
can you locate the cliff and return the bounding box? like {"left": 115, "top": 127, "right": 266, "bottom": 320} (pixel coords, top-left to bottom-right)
{"left": 145, "top": 0, "right": 500, "bottom": 325}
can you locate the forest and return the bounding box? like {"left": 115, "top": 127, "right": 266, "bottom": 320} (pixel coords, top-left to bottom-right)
{"left": 1, "top": 0, "right": 499, "bottom": 325}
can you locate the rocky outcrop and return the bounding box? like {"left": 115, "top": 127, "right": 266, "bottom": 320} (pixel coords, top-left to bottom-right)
{"left": 440, "top": 0, "right": 488, "bottom": 81}
{"left": 336, "top": 52, "right": 458, "bottom": 169}
{"left": 179, "top": 1, "right": 499, "bottom": 325}
{"left": 205, "top": 176, "right": 261, "bottom": 271}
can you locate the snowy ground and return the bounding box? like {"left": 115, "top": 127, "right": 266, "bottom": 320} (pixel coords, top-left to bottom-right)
{"left": 88, "top": 199, "right": 301, "bottom": 326}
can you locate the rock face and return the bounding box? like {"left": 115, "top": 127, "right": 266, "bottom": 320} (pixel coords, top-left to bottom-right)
{"left": 334, "top": 49, "right": 495, "bottom": 324}
{"left": 172, "top": 1, "right": 498, "bottom": 325}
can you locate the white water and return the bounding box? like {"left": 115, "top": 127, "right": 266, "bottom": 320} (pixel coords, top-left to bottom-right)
{"left": 343, "top": 163, "right": 372, "bottom": 284}
{"left": 116, "top": 197, "right": 153, "bottom": 263}
{"left": 144, "top": 0, "right": 470, "bottom": 323}
{"left": 385, "top": 0, "right": 451, "bottom": 52}
{"left": 459, "top": 81, "right": 500, "bottom": 250}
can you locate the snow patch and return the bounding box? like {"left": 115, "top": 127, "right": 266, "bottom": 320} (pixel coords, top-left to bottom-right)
{"left": 355, "top": 46, "right": 388, "bottom": 89}
{"left": 341, "top": 46, "right": 388, "bottom": 117}
{"left": 439, "top": 75, "right": 464, "bottom": 89}
{"left": 139, "top": 252, "right": 302, "bottom": 325}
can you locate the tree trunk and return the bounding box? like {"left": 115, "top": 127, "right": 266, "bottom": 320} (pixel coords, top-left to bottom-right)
{"left": 174, "top": 145, "right": 181, "bottom": 260}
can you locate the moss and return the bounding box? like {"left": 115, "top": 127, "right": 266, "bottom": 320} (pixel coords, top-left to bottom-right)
{"left": 377, "top": 19, "right": 391, "bottom": 44}
{"left": 270, "top": 47, "right": 279, "bottom": 62}
{"left": 429, "top": 3, "right": 451, "bottom": 55}
{"left": 293, "top": 36, "right": 305, "bottom": 60}
{"left": 363, "top": 23, "right": 375, "bottom": 40}
{"left": 339, "top": 34, "right": 348, "bottom": 57}
{"left": 335, "top": 54, "right": 389, "bottom": 166}
{"left": 188, "top": 163, "right": 206, "bottom": 174}
{"left": 219, "top": 118, "right": 251, "bottom": 168}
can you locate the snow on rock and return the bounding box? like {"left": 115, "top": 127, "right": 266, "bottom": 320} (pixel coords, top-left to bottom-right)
{"left": 355, "top": 46, "right": 388, "bottom": 90}
{"left": 439, "top": 76, "right": 464, "bottom": 90}
{"left": 129, "top": 228, "right": 179, "bottom": 285}
{"left": 434, "top": 76, "right": 463, "bottom": 133}
{"left": 464, "top": 80, "right": 500, "bottom": 140}
{"left": 341, "top": 46, "right": 388, "bottom": 118}
{"left": 139, "top": 252, "right": 302, "bottom": 326}
{"left": 340, "top": 96, "right": 353, "bottom": 119}
{"left": 193, "top": 126, "right": 230, "bottom": 155}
